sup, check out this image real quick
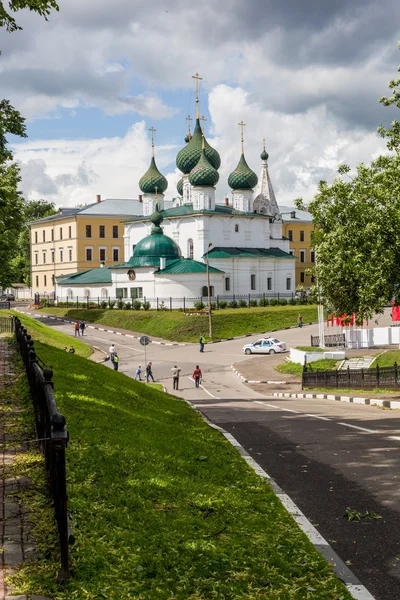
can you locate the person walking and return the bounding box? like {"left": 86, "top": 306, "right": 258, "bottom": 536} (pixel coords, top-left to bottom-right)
{"left": 109, "top": 344, "right": 115, "bottom": 363}
{"left": 74, "top": 321, "right": 80, "bottom": 336}
{"left": 135, "top": 365, "right": 143, "bottom": 381}
{"left": 79, "top": 321, "right": 86, "bottom": 336}
{"left": 199, "top": 335, "right": 206, "bottom": 353}
{"left": 113, "top": 352, "right": 119, "bottom": 371}
{"left": 146, "top": 362, "right": 155, "bottom": 383}
{"left": 193, "top": 365, "right": 202, "bottom": 388}
{"left": 171, "top": 365, "right": 181, "bottom": 390}
{"left": 298, "top": 314, "right": 303, "bottom": 328}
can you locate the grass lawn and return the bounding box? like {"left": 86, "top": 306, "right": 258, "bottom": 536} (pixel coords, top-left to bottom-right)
{"left": 6, "top": 324, "right": 351, "bottom": 599}
{"left": 276, "top": 358, "right": 338, "bottom": 376}
{"left": 373, "top": 349, "right": 400, "bottom": 368}
{"left": 39, "top": 305, "right": 318, "bottom": 343}
{"left": 296, "top": 345, "right": 324, "bottom": 353}
{"left": 306, "top": 387, "right": 400, "bottom": 397}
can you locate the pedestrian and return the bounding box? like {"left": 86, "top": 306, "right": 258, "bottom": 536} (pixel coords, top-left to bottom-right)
{"left": 113, "top": 352, "right": 119, "bottom": 371}
{"left": 146, "top": 362, "right": 155, "bottom": 383}
{"left": 69, "top": 346, "right": 75, "bottom": 354}
{"left": 171, "top": 364, "right": 181, "bottom": 390}
{"left": 135, "top": 365, "right": 143, "bottom": 381}
{"left": 193, "top": 365, "right": 202, "bottom": 388}
{"left": 74, "top": 321, "right": 80, "bottom": 336}
{"left": 109, "top": 344, "right": 115, "bottom": 363}
{"left": 199, "top": 334, "right": 206, "bottom": 353}
{"left": 298, "top": 314, "right": 303, "bottom": 328}
{"left": 64, "top": 346, "right": 68, "bottom": 352}
{"left": 79, "top": 321, "right": 86, "bottom": 336}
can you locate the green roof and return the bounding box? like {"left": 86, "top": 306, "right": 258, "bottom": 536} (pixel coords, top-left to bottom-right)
{"left": 176, "top": 118, "right": 221, "bottom": 174}
{"left": 154, "top": 258, "right": 224, "bottom": 275}
{"left": 124, "top": 203, "right": 273, "bottom": 223}
{"left": 189, "top": 149, "right": 219, "bottom": 187}
{"left": 58, "top": 267, "right": 112, "bottom": 286}
{"left": 177, "top": 177, "right": 183, "bottom": 196}
{"left": 139, "top": 156, "right": 168, "bottom": 194}
{"left": 203, "top": 247, "right": 296, "bottom": 259}
{"left": 228, "top": 153, "right": 258, "bottom": 190}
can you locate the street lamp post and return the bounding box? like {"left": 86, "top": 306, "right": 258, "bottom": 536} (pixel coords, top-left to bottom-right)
{"left": 206, "top": 242, "right": 213, "bottom": 338}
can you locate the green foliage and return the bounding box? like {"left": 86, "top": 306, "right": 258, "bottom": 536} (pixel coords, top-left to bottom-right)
{"left": 109, "top": 300, "right": 116, "bottom": 309}
{"left": 0, "top": 98, "right": 26, "bottom": 161}
{"left": 100, "top": 300, "right": 108, "bottom": 309}
{"left": 228, "top": 300, "right": 238, "bottom": 308}
{"left": 0, "top": 0, "right": 59, "bottom": 33}
{"left": 194, "top": 301, "right": 205, "bottom": 310}
{"left": 249, "top": 299, "right": 258, "bottom": 307}
{"left": 373, "top": 350, "right": 400, "bottom": 368}
{"left": 0, "top": 162, "right": 25, "bottom": 288}
{"left": 142, "top": 301, "right": 150, "bottom": 311}
{"left": 123, "top": 301, "right": 131, "bottom": 310}
{"left": 276, "top": 358, "right": 338, "bottom": 376}
{"left": 278, "top": 298, "right": 288, "bottom": 306}
{"left": 116, "top": 300, "right": 124, "bottom": 310}
{"left": 344, "top": 507, "right": 382, "bottom": 522}
{"left": 239, "top": 299, "right": 247, "bottom": 308}
{"left": 258, "top": 298, "right": 269, "bottom": 306}
{"left": 218, "top": 300, "right": 227, "bottom": 309}
{"left": 133, "top": 300, "right": 142, "bottom": 310}
{"left": 269, "top": 298, "right": 278, "bottom": 306}
{"left": 289, "top": 297, "right": 297, "bottom": 305}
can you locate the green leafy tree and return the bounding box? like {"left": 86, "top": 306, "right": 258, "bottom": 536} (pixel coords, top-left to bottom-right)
{"left": 0, "top": 0, "right": 58, "bottom": 33}
{"left": 0, "top": 163, "right": 24, "bottom": 287}
{"left": 306, "top": 48, "right": 400, "bottom": 319}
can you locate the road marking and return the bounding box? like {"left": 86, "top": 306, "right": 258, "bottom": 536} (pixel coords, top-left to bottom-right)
{"left": 255, "top": 401, "right": 300, "bottom": 413}
{"left": 387, "top": 435, "right": 400, "bottom": 441}
{"left": 304, "top": 414, "right": 331, "bottom": 421}
{"left": 88, "top": 335, "right": 145, "bottom": 353}
{"left": 338, "top": 422, "right": 376, "bottom": 433}
{"left": 186, "top": 376, "right": 220, "bottom": 399}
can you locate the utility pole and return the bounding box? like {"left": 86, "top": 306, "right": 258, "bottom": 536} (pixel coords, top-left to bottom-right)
{"left": 206, "top": 241, "right": 213, "bottom": 338}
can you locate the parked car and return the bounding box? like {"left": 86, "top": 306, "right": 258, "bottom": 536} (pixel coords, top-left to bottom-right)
{"left": 242, "top": 337, "right": 286, "bottom": 355}
{"left": 0, "top": 293, "right": 15, "bottom": 301}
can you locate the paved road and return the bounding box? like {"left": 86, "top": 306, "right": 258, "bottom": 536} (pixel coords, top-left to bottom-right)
{"left": 18, "top": 308, "right": 400, "bottom": 599}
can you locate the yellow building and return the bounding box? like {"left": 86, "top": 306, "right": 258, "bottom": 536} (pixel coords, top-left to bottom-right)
{"left": 280, "top": 207, "right": 315, "bottom": 289}
{"left": 30, "top": 197, "right": 144, "bottom": 297}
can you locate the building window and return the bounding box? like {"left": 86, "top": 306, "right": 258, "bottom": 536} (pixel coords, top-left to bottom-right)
{"left": 44, "top": 275, "right": 47, "bottom": 286}
{"left": 99, "top": 225, "right": 105, "bottom": 238}
{"left": 311, "top": 275, "right": 315, "bottom": 283}
{"left": 101, "top": 288, "right": 108, "bottom": 299}
{"left": 42, "top": 251, "right": 46, "bottom": 264}
{"left": 300, "top": 272, "right": 305, "bottom": 283}
{"left": 60, "top": 227, "right": 63, "bottom": 240}
{"left": 300, "top": 250, "right": 306, "bottom": 263}
{"left": 34, "top": 253, "right": 38, "bottom": 265}
{"left": 67, "top": 289, "right": 73, "bottom": 299}
{"left": 86, "top": 225, "right": 92, "bottom": 238}
{"left": 201, "top": 286, "right": 214, "bottom": 297}
{"left": 36, "top": 276, "right": 39, "bottom": 287}
{"left": 116, "top": 288, "right": 128, "bottom": 299}
{"left": 288, "top": 230, "right": 293, "bottom": 241}
{"left": 187, "top": 238, "right": 194, "bottom": 259}
{"left": 52, "top": 274, "right": 55, "bottom": 284}
{"left": 250, "top": 274, "right": 256, "bottom": 290}
{"left": 86, "top": 248, "right": 92, "bottom": 261}
{"left": 310, "top": 250, "right": 315, "bottom": 263}
{"left": 69, "top": 226, "right": 72, "bottom": 239}
{"left": 68, "top": 248, "right": 72, "bottom": 262}
{"left": 34, "top": 231, "right": 38, "bottom": 243}
{"left": 289, "top": 250, "right": 294, "bottom": 256}
{"left": 286, "top": 277, "right": 291, "bottom": 291}
{"left": 84, "top": 289, "right": 90, "bottom": 298}
{"left": 267, "top": 277, "right": 272, "bottom": 290}
{"left": 234, "top": 224, "right": 239, "bottom": 233}
{"left": 51, "top": 250, "right": 55, "bottom": 263}
{"left": 225, "top": 277, "right": 230, "bottom": 291}
{"left": 60, "top": 249, "right": 64, "bottom": 263}
{"left": 113, "top": 225, "right": 118, "bottom": 238}
{"left": 130, "top": 288, "right": 143, "bottom": 299}
{"left": 300, "top": 230, "right": 305, "bottom": 242}
{"left": 42, "top": 230, "right": 46, "bottom": 242}
{"left": 113, "top": 248, "right": 119, "bottom": 262}
{"left": 99, "top": 248, "right": 106, "bottom": 262}
{"left": 51, "top": 229, "right": 54, "bottom": 241}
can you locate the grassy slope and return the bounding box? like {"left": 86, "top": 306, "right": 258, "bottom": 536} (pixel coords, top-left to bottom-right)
{"left": 276, "top": 358, "right": 338, "bottom": 376}
{"left": 39, "top": 305, "right": 318, "bottom": 342}
{"left": 8, "top": 342, "right": 351, "bottom": 598}
{"left": 373, "top": 349, "right": 400, "bottom": 367}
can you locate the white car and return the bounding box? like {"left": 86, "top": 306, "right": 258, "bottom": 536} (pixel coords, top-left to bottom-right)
{"left": 242, "top": 337, "right": 286, "bottom": 355}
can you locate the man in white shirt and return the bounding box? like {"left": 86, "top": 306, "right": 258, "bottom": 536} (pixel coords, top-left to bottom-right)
{"left": 109, "top": 344, "right": 115, "bottom": 363}
{"left": 171, "top": 365, "right": 181, "bottom": 390}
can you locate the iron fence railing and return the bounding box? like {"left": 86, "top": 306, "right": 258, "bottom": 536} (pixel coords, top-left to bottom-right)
{"left": 14, "top": 316, "right": 71, "bottom": 581}
{"left": 0, "top": 301, "right": 11, "bottom": 309}
{"left": 302, "top": 362, "right": 400, "bottom": 390}
{"left": 0, "top": 316, "right": 14, "bottom": 334}
{"left": 310, "top": 333, "right": 346, "bottom": 347}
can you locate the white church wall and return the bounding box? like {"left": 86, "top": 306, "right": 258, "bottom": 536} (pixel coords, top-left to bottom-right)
{"left": 208, "top": 258, "right": 295, "bottom": 296}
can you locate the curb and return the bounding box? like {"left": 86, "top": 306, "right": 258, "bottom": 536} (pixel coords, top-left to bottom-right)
{"left": 184, "top": 398, "right": 376, "bottom": 600}
{"left": 231, "top": 365, "right": 289, "bottom": 385}
{"left": 208, "top": 321, "right": 317, "bottom": 344}
{"left": 272, "top": 391, "right": 400, "bottom": 409}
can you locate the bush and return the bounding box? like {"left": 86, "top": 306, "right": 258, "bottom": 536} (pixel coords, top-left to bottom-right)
{"left": 259, "top": 298, "right": 269, "bottom": 307}
{"left": 228, "top": 300, "right": 238, "bottom": 309}
{"left": 278, "top": 298, "right": 288, "bottom": 306}
{"left": 159, "top": 301, "right": 168, "bottom": 311}
{"left": 133, "top": 300, "right": 142, "bottom": 310}
{"left": 269, "top": 298, "right": 279, "bottom": 306}
{"left": 218, "top": 300, "right": 227, "bottom": 309}
{"left": 239, "top": 299, "right": 247, "bottom": 308}
{"left": 117, "top": 300, "right": 124, "bottom": 310}
{"left": 124, "top": 302, "right": 132, "bottom": 310}
{"left": 249, "top": 299, "right": 258, "bottom": 307}
{"left": 194, "top": 301, "right": 205, "bottom": 310}
{"left": 109, "top": 300, "right": 116, "bottom": 309}
{"left": 211, "top": 302, "right": 217, "bottom": 310}
{"left": 143, "top": 301, "right": 151, "bottom": 311}
{"left": 289, "top": 297, "right": 297, "bottom": 305}
{"left": 100, "top": 301, "right": 108, "bottom": 309}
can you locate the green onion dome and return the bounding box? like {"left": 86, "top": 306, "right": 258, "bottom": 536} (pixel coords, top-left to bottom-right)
{"left": 176, "top": 118, "right": 221, "bottom": 174}
{"left": 139, "top": 156, "right": 168, "bottom": 194}
{"left": 177, "top": 177, "right": 183, "bottom": 196}
{"left": 189, "top": 149, "right": 220, "bottom": 187}
{"left": 131, "top": 210, "right": 181, "bottom": 267}
{"left": 228, "top": 153, "right": 258, "bottom": 190}
{"left": 260, "top": 148, "right": 269, "bottom": 160}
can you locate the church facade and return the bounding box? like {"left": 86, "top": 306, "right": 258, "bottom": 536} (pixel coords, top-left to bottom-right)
{"left": 56, "top": 89, "right": 295, "bottom": 306}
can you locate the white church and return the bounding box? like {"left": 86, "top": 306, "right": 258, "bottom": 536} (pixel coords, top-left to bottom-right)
{"left": 57, "top": 84, "right": 295, "bottom": 306}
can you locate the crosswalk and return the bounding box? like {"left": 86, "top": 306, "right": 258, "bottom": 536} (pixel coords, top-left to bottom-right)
{"left": 341, "top": 356, "right": 376, "bottom": 370}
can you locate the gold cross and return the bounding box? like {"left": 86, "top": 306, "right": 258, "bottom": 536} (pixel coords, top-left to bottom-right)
{"left": 186, "top": 115, "right": 192, "bottom": 139}
{"left": 149, "top": 126, "right": 156, "bottom": 157}
{"left": 238, "top": 121, "right": 246, "bottom": 153}
{"left": 263, "top": 137, "right": 266, "bottom": 151}
{"left": 192, "top": 72, "right": 203, "bottom": 118}
{"left": 200, "top": 115, "right": 207, "bottom": 134}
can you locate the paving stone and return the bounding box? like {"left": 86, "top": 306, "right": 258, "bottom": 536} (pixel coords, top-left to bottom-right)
{"left": 4, "top": 541, "right": 23, "bottom": 566}
{"left": 5, "top": 595, "right": 28, "bottom": 600}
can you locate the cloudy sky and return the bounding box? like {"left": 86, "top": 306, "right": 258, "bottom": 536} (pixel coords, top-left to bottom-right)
{"left": 1, "top": 0, "right": 399, "bottom": 208}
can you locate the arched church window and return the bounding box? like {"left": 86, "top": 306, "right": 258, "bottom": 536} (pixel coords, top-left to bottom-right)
{"left": 201, "top": 286, "right": 214, "bottom": 297}
{"left": 188, "top": 238, "right": 194, "bottom": 259}
{"left": 67, "top": 289, "right": 73, "bottom": 299}
{"left": 234, "top": 224, "right": 239, "bottom": 232}
{"left": 84, "top": 289, "right": 90, "bottom": 299}
{"left": 101, "top": 288, "right": 108, "bottom": 299}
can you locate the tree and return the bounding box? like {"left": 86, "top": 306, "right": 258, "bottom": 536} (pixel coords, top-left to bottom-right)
{"left": 0, "top": 162, "right": 24, "bottom": 288}
{"left": 306, "top": 47, "right": 400, "bottom": 319}
{"left": 0, "top": 0, "right": 58, "bottom": 33}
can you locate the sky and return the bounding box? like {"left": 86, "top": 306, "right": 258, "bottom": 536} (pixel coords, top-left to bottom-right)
{"left": 1, "top": 0, "right": 399, "bottom": 208}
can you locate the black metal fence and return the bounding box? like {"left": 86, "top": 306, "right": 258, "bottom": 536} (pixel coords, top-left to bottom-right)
{"left": 311, "top": 333, "right": 346, "bottom": 347}
{"left": 14, "top": 317, "right": 71, "bottom": 581}
{"left": 302, "top": 362, "right": 400, "bottom": 390}
{"left": 0, "top": 316, "right": 14, "bottom": 334}
{"left": 0, "top": 301, "right": 11, "bottom": 309}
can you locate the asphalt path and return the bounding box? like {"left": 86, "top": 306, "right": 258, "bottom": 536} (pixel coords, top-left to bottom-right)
{"left": 19, "top": 309, "right": 400, "bottom": 599}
